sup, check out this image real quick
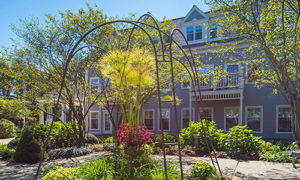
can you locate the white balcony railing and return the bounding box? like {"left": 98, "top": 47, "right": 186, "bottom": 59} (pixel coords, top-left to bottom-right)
{"left": 198, "top": 73, "right": 243, "bottom": 90}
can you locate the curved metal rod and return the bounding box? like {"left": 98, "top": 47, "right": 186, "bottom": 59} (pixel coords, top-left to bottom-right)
{"left": 35, "top": 19, "right": 160, "bottom": 180}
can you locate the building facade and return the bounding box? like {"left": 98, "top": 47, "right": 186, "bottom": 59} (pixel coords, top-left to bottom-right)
{"left": 82, "top": 5, "right": 298, "bottom": 140}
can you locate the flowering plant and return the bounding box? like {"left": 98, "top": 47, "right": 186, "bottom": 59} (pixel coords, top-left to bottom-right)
{"left": 191, "top": 160, "right": 217, "bottom": 180}
{"left": 116, "top": 123, "right": 153, "bottom": 147}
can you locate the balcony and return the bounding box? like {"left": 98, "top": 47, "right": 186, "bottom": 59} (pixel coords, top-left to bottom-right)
{"left": 191, "top": 73, "right": 244, "bottom": 101}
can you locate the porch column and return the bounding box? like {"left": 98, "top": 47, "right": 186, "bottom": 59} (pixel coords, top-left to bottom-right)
{"left": 189, "top": 92, "right": 192, "bottom": 124}
{"left": 39, "top": 103, "right": 44, "bottom": 124}
{"left": 61, "top": 104, "right": 65, "bottom": 122}
{"left": 239, "top": 90, "right": 244, "bottom": 125}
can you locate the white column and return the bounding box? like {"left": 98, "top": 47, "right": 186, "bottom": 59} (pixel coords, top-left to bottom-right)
{"left": 61, "top": 104, "right": 65, "bottom": 122}
{"left": 239, "top": 90, "right": 243, "bottom": 125}
{"left": 189, "top": 92, "right": 192, "bottom": 123}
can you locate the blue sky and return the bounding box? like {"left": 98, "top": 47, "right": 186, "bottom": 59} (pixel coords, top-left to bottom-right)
{"left": 0, "top": 0, "right": 209, "bottom": 47}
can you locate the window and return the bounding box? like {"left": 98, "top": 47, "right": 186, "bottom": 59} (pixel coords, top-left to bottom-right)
{"left": 224, "top": 107, "right": 239, "bottom": 131}
{"left": 210, "top": 25, "right": 218, "bottom": 39}
{"left": 247, "top": 63, "right": 262, "bottom": 83}
{"left": 187, "top": 27, "right": 194, "bottom": 41}
{"left": 90, "top": 77, "right": 99, "bottom": 90}
{"left": 187, "top": 25, "right": 203, "bottom": 41}
{"left": 195, "top": 26, "right": 202, "bottom": 40}
{"left": 143, "top": 110, "right": 154, "bottom": 130}
{"left": 90, "top": 111, "right": 99, "bottom": 130}
{"left": 226, "top": 64, "right": 239, "bottom": 73}
{"left": 181, "top": 74, "right": 190, "bottom": 89}
{"left": 46, "top": 107, "right": 52, "bottom": 125}
{"left": 199, "top": 107, "right": 213, "bottom": 122}
{"left": 182, "top": 108, "right": 194, "bottom": 129}
{"left": 158, "top": 109, "right": 170, "bottom": 131}
{"left": 246, "top": 106, "right": 263, "bottom": 132}
{"left": 277, "top": 106, "right": 291, "bottom": 133}
{"left": 102, "top": 111, "right": 112, "bottom": 133}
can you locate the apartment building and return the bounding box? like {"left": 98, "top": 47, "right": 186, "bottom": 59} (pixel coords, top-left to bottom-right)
{"left": 44, "top": 5, "right": 297, "bottom": 141}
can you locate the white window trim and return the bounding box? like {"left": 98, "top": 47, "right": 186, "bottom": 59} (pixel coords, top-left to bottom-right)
{"left": 90, "top": 77, "right": 100, "bottom": 90}
{"left": 245, "top": 64, "right": 264, "bottom": 84}
{"left": 102, "top": 110, "right": 112, "bottom": 134}
{"left": 276, "top": 105, "right": 292, "bottom": 134}
{"left": 181, "top": 75, "right": 191, "bottom": 89}
{"left": 245, "top": 106, "right": 263, "bottom": 133}
{"left": 89, "top": 110, "right": 100, "bottom": 131}
{"left": 198, "top": 107, "right": 214, "bottom": 122}
{"left": 181, "top": 108, "right": 195, "bottom": 129}
{"left": 157, "top": 108, "right": 171, "bottom": 131}
{"left": 143, "top": 109, "right": 155, "bottom": 131}
{"left": 224, "top": 106, "right": 240, "bottom": 132}
{"left": 224, "top": 63, "right": 241, "bottom": 73}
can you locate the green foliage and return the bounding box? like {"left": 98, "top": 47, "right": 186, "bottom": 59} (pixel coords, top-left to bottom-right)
{"left": 42, "top": 166, "right": 78, "bottom": 180}
{"left": 0, "top": 118, "right": 16, "bottom": 138}
{"left": 48, "top": 147, "right": 92, "bottom": 160}
{"left": 104, "top": 136, "right": 114, "bottom": 144}
{"left": 259, "top": 141, "right": 294, "bottom": 163}
{"left": 28, "top": 121, "right": 78, "bottom": 148}
{"left": 191, "top": 161, "right": 217, "bottom": 180}
{"left": 0, "top": 144, "right": 15, "bottom": 159}
{"left": 0, "top": 97, "right": 31, "bottom": 121}
{"left": 85, "top": 133, "right": 99, "bottom": 144}
{"left": 7, "top": 137, "right": 20, "bottom": 149}
{"left": 103, "top": 143, "right": 117, "bottom": 151}
{"left": 220, "top": 125, "right": 261, "bottom": 157}
{"left": 154, "top": 132, "right": 176, "bottom": 147}
{"left": 13, "top": 128, "right": 43, "bottom": 163}
{"left": 180, "top": 120, "right": 223, "bottom": 152}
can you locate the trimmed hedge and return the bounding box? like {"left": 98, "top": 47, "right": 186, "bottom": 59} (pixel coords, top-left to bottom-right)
{"left": 0, "top": 118, "right": 16, "bottom": 138}
{"left": 48, "top": 147, "right": 92, "bottom": 160}
{"left": 13, "top": 128, "right": 43, "bottom": 163}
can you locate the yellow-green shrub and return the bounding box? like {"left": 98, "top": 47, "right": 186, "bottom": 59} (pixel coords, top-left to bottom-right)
{"left": 42, "top": 167, "right": 78, "bottom": 180}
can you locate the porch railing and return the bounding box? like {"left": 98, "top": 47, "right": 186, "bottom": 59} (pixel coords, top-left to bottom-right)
{"left": 198, "top": 73, "right": 243, "bottom": 90}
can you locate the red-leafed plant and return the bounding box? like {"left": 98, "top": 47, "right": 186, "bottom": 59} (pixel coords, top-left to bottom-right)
{"left": 116, "top": 123, "right": 153, "bottom": 147}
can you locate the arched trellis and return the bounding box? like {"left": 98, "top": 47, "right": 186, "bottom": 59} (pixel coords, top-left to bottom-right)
{"left": 34, "top": 13, "right": 222, "bottom": 180}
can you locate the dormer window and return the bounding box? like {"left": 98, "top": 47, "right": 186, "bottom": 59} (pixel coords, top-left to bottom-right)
{"left": 210, "top": 25, "right": 218, "bottom": 39}
{"left": 187, "top": 25, "right": 203, "bottom": 41}
{"left": 187, "top": 27, "right": 194, "bottom": 41}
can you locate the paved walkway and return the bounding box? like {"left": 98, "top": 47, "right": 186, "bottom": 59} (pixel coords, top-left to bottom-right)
{"left": 0, "top": 138, "right": 15, "bottom": 145}
{"left": 0, "top": 152, "right": 299, "bottom": 179}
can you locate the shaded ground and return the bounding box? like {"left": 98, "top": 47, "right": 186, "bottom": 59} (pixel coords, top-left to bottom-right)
{"left": 0, "top": 152, "right": 299, "bottom": 179}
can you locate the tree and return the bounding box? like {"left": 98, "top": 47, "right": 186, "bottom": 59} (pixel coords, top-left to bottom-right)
{"left": 205, "top": 0, "right": 300, "bottom": 140}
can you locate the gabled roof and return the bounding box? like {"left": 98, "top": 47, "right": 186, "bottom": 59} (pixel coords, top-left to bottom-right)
{"left": 182, "top": 5, "right": 208, "bottom": 23}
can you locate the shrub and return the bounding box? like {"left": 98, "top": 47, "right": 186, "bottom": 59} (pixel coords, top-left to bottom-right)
{"left": 104, "top": 136, "right": 114, "bottom": 144}
{"left": 28, "top": 122, "right": 79, "bottom": 148}
{"left": 42, "top": 166, "right": 78, "bottom": 180}
{"left": 85, "top": 133, "right": 99, "bottom": 144}
{"left": 13, "top": 128, "right": 43, "bottom": 163}
{"left": 7, "top": 137, "right": 20, "bottom": 150}
{"left": 116, "top": 123, "right": 153, "bottom": 147}
{"left": 260, "top": 151, "right": 292, "bottom": 162}
{"left": 0, "top": 144, "right": 15, "bottom": 159}
{"left": 180, "top": 120, "right": 224, "bottom": 152}
{"left": 220, "top": 125, "right": 261, "bottom": 157}
{"left": 0, "top": 118, "right": 16, "bottom": 138}
{"left": 48, "top": 147, "right": 92, "bottom": 160}
{"left": 103, "top": 143, "right": 116, "bottom": 151}
{"left": 154, "top": 132, "right": 176, "bottom": 147}
{"left": 191, "top": 161, "right": 217, "bottom": 180}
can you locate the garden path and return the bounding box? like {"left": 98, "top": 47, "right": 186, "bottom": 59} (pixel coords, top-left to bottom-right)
{"left": 0, "top": 152, "right": 299, "bottom": 179}
{"left": 0, "top": 138, "right": 14, "bottom": 145}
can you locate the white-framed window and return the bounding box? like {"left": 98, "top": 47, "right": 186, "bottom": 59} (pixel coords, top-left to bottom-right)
{"left": 224, "top": 107, "right": 239, "bottom": 131}
{"left": 181, "top": 74, "right": 190, "bottom": 89}
{"left": 246, "top": 63, "right": 263, "bottom": 84}
{"left": 46, "top": 106, "right": 52, "bottom": 125}
{"left": 181, "top": 108, "right": 194, "bottom": 129}
{"left": 225, "top": 63, "right": 240, "bottom": 73}
{"left": 158, "top": 108, "right": 170, "bottom": 131}
{"left": 90, "top": 77, "right": 100, "bottom": 90}
{"left": 210, "top": 24, "right": 218, "bottom": 39}
{"left": 245, "top": 106, "right": 263, "bottom": 133}
{"left": 198, "top": 107, "right": 213, "bottom": 122}
{"left": 186, "top": 25, "right": 203, "bottom": 41}
{"left": 276, "top": 105, "right": 292, "bottom": 133}
{"left": 102, "top": 111, "right": 112, "bottom": 133}
{"left": 90, "top": 111, "right": 99, "bottom": 130}
{"left": 143, "top": 109, "right": 155, "bottom": 130}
